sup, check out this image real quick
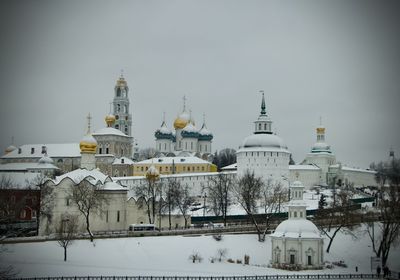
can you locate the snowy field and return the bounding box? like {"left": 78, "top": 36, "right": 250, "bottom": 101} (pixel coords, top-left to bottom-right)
{"left": 2, "top": 228, "right": 400, "bottom": 278}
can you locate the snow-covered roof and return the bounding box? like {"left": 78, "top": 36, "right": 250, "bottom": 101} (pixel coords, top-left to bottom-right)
{"left": 0, "top": 162, "right": 59, "bottom": 172}
{"left": 271, "top": 219, "right": 321, "bottom": 239}
{"left": 221, "top": 163, "right": 237, "bottom": 170}
{"left": 330, "top": 164, "right": 376, "bottom": 174}
{"left": 112, "top": 157, "right": 135, "bottom": 165}
{"left": 49, "top": 168, "right": 127, "bottom": 191}
{"left": 0, "top": 172, "right": 43, "bottom": 189}
{"left": 1, "top": 143, "right": 81, "bottom": 159}
{"left": 289, "top": 164, "right": 321, "bottom": 171}
{"left": 52, "top": 168, "right": 110, "bottom": 185}
{"left": 240, "top": 134, "right": 289, "bottom": 151}
{"left": 134, "top": 156, "right": 212, "bottom": 165}
{"left": 93, "top": 127, "right": 130, "bottom": 137}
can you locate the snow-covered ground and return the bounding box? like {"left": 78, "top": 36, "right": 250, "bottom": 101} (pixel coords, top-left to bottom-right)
{"left": 2, "top": 227, "right": 399, "bottom": 278}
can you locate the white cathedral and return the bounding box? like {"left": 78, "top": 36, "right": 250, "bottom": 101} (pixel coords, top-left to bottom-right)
{"left": 154, "top": 98, "right": 213, "bottom": 159}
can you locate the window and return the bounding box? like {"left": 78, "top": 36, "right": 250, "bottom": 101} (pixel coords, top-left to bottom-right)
{"left": 20, "top": 210, "right": 26, "bottom": 219}
{"left": 259, "top": 123, "right": 261, "bottom": 130}
{"left": 106, "top": 210, "right": 109, "bottom": 222}
{"left": 41, "top": 146, "right": 46, "bottom": 154}
{"left": 31, "top": 147, "right": 35, "bottom": 154}
{"left": 294, "top": 211, "right": 297, "bottom": 218}
{"left": 264, "top": 123, "right": 267, "bottom": 130}
{"left": 18, "top": 148, "right": 22, "bottom": 154}
{"left": 58, "top": 159, "right": 63, "bottom": 163}
{"left": 115, "top": 124, "right": 119, "bottom": 129}
{"left": 106, "top": 148, "right": 109, "bottom": 154}
{"left": 99, "top": 148, "right": 102, "bottom": 154}
{"left": 117, "top": 104, "right": 121, "bottom": 112}
{"left": 32, "top": 210, "right": 37, "bottom": 219}
{"left": 66, "top": 198, "right": 70, "bottom": 206}
{"left": 308, "top": 255, "right": 312, "bottom": 265}
{"left": 121, "top": 158, "right": 124, "bottom": 164}
{"left": 117, "top": 210, "right": 120, "bottom": 222}
{"left": 290, "top": 254, "right": 295, "bottom": 265}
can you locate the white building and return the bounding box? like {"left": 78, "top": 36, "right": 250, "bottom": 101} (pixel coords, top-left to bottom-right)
{"left": 270, "top": 181, "right": 324, "bottom": 269}
{"left": 154, "top": 98, "right": 213, "bottom": 158}
{"left": 236, "top": 92, "right": 290, "bottom": 187}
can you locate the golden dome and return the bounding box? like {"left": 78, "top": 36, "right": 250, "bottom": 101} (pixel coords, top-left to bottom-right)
{"left": 316, "top": 127, "right": 325, "bottom": 134}
{"left": 146, "top": 165, "right": 160, "bottom": 181}
{"left": 105, "top": 114, "right": 116, "bottom": 127}
{"left": 173, "top": 111, "right": 190, "bottom": 129}
{"left": 80, "top": 134, "right": 97, "bottom": 154}
{"left": 116, "top": 76, "right": 127, "bottom": 87}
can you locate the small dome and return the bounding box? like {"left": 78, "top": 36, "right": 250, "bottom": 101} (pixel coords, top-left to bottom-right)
{"left": 5, "top": 145, "right": 17, "bottom": 154}
{"left": 173, "top": 111, "right": 190, "bottom": 129}
{"left": 80, "top": 134, "right": 97, "bottom": 154}
{"left": 105, "top": 114, "right": 116, "bottom": 127}
{"left": 311, "top": 142, "right": 331, "bottom": 153}
{"left": 242, "top": 134, "right": 287, "bottom": 149}
{"left": 272, "top": 219, "right": 320, "bottom": 238}
{"left": 146, "top": 165, "right": 160, "bottom": 181}
{"left": 39, "top": 154, "right": 54, "bottom": 164}
{"left": 181, "top": 122, "right": 199, "bottom": 138}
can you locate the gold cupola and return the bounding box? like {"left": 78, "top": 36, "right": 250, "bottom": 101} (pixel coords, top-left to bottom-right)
{"left": 80, "top": 134, "right": 97, "bottom": 154}
{"left": 105, "top": 114, "right": 116, "bottom": 127}
{"left": 173, "top": 96, "right": 190, "bottom": 129}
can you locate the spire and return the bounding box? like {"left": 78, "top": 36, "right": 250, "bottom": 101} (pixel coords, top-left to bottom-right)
{"left": 120, "top": 69, "right": 124, "bottom": 79}
{"left": 260, "top": 90, "right": 266, "bottom": 115}
{"left": 162, "top": 112, "right": 166, "bottom": 124}
{"left": 86, "top": 113, "right": 92, "bottom": 134}
{"left": 183, "top": 95, "right": 187, "bottom": 112}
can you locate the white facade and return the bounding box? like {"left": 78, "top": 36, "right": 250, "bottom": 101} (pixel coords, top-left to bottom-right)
{"left": 154, "top": 100, "right": 213, "bottom": 158}
{"left": 289, "top": 165, "right": 322, "bottom": 189}
{"left": 270, "top": 181, "right": 324, "bottom": 269}
{"left": 237, "top": 93, "right": 290, "bottom": 187}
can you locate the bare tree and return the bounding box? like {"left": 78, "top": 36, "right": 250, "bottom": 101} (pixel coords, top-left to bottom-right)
{"left": 26, "top": 174, "right": 55, "bottom": 236}
{"left": 134, "top": 175, "right": 162, "bottom": 225}
{"left": 233, "top": 170, "right": 263, "bottom": 241}
{"left": 366, "top": 158, "right": 400, "bottom": 267}
{"left": 260, "top": 179, "right": 288, "bottom": 240}
{"left": 314, "top": 188, "right": 357, "bottom": 253}
{"left": 207, "top": 173, "right": 233, "bottom": 226}
{"left": 56, "top": 214, "right": 78, "bottom": 261}
{"left": 69, "top": 180, "right": 109, "bottom": 242}
{"left": 212, "top": 148, "right": 236, "bottom": 170}
{"left": 164, "top": 178, "right": 179, "bottom": 230}
{"left": 138, "top": 147, "right": 158, "bottom": 161}
{"left": 173, "top": 182, "right": 194, "bottom": 228}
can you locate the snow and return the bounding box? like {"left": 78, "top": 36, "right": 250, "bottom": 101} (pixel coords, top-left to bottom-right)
{"left": 241, "top": 134, "right": 288, "bottom": 150}
{"left": 93, "top": 127, "right": 130, "bottom": 137}
{"left": 103, "top": 181, "right": 127, "bottom": 191}
{"left": 271, "top": 219, "right": 321, "bottom": 239}
{"left": 289, "top": 164, "right": 320, "bottom": 170}
{"left": 0, "top": 162, "right": 58, "bottom": 172}
{"left": 221, "top": 163, "right": 237, "bottom": 170}
{"left": 135, "top": 156, "right": 212, "bottom": 165}
{"left": 2, "top": 227, "right": 399, "bottom": 278}
{"left": 51, "top": 168, "right": 109, "bottom": 185}
{"left": 1, "top": 143, "right": 81, "bottom": 159}
{"left": 81, "top": 134, "right": 97, "bottom": 144}
{"left": 0, "top": 172, "right": 42, "bottom": 189}
{"left": 113, "top": 157, "right": 135, "bottom": 165}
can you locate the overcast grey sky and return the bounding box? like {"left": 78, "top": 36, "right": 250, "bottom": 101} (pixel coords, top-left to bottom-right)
{"left": 1, "top": 0, "right": 399, "bottom": 169}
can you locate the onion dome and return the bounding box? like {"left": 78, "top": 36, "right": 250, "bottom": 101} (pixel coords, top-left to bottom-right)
{"left": 5, "top": 145, "right": 17, "bottom": 154}
{"left": 105, "top": 114, "right": 116, "bottom": 127}
{"left": 181, "top": 121, "right": 199, "bottom": 138}
{"left": 38, "top": 154, "right": 54, "bottom": 164}
{"left": 155, "top": 121, "right": 174, "bottom": 140}
{"left": 146, "top": 164, "right": 160, "bottom": 181}
{"left": 198, "top": 123, "right": 213, "bottom": 141}
{"left": 173, "top": 111, "right": 190, "bottom": 129}
{"left": 80, "top": 134, "right": 97, "bottom": 154}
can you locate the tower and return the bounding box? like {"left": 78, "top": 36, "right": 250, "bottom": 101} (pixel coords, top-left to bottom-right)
{"left": 236, "top": 91, "right": 290, "bottom": 186}
{"left": 112, "top": 72, "right": 132, "bottom": 136}
{"left": 80, "top": 114, "right": 97, "bottom": 170}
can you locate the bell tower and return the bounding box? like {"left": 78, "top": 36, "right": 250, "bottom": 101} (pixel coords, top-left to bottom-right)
{"left": 113, "top": 71, "right": 132, "bottom": 136}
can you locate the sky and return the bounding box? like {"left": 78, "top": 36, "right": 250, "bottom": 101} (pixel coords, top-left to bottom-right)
{"left": 0, "top": 0, "right": 399, "bottom": 169}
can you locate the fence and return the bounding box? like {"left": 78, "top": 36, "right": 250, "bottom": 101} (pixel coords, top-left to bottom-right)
{"left": 13, "top": 274, "right": 382, "bottom": 280}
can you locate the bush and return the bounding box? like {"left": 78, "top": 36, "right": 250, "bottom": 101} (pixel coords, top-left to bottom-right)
{"left": 236, "top": 259, "right": 242, "bottom": 264}
{"left": 227, "top": 258, "right": 235, "bottom": 263}
{"left": 189, "top": 252, "right": 203, "bottom": 263}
